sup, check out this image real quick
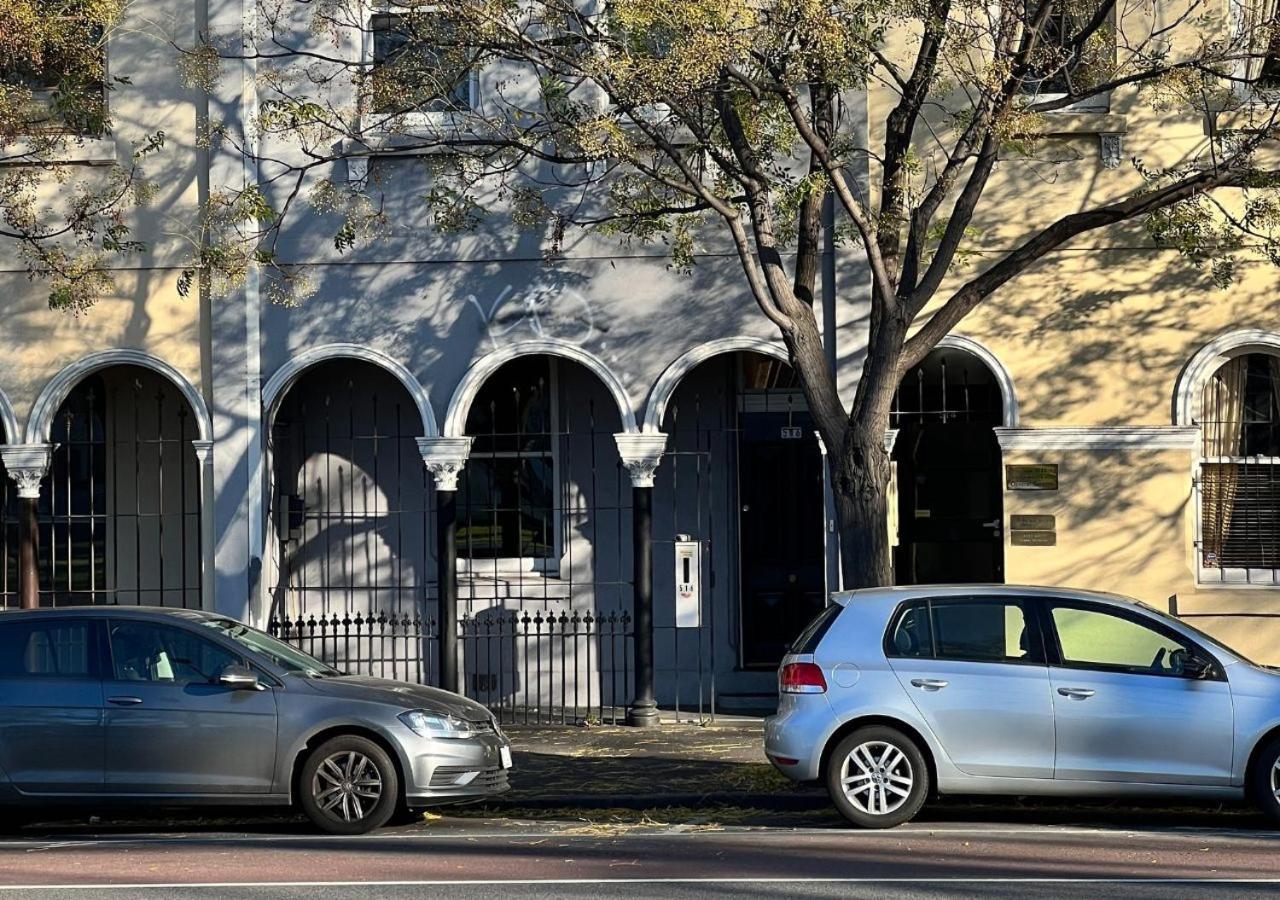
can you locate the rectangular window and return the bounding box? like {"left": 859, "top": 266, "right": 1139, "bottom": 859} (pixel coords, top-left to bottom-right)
{"left": 0, "top": 620, "right": 92, "bottom": 678}
{"left": 1020, "top": 1, "right": 1110, "bottom": 101}
{"left": 2, "top": 1, "right": 108, "bottom": 134}
{"left": 931, "top": 600, "right": 1034, "bottom": 663}
{"left": 1198, "top": 353, "right": 1280, "bottom": 581}
{"left": 458, "top": 357, "right": 557, "bottom": 566}
{"left": 368, "top": 11, "right": 475, "bottom": 115}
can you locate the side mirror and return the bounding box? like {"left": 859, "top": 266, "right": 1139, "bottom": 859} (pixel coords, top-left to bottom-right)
{"left": 218, "top": 663, "right": 262, "bottom": 691}
{"left": 1181, "top": 653, "right": 1213, "bottom": 680}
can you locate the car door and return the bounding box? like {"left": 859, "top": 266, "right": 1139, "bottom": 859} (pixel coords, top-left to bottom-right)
{"left": 104, "top": 619, "right": 278, "bottom": 794}
{"left": 0, "top": 617, "right": 104, "bottom": 793}
{"left": 1043, "top": 600, "right": 1234, "bottom": 785}
{"left": 887, "top": 597, "right": 1055, "bottom": 778}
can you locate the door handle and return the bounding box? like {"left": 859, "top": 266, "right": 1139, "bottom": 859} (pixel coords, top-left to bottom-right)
{"left": 107, "top": 696, "right": 143, "bottom": 706}
{"left": 1057, "top": 687, "right": 1096, "bottom": 700}
{"left": 910, "top": 678, "right": 949, "bottom": 691}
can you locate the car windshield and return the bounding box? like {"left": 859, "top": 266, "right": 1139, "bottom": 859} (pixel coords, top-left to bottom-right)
{"left": 201, "top": 618, "right": 341, "bottom": 677}
{"left": 1133, "top": 600, "right": 1255, "bottom": 666}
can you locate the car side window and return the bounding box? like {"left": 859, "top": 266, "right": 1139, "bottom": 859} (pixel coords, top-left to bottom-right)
{"left": 0, "top": 620, "right": 93, "bottom": 678}
{"left": 108, "top": 621, "right": 242, "bottom": 685}
{"left": 931, "top": 600, "right": 1037, "bottom": 664}
{"left": 1048, "top": 604, "right": 1203, "bottom": 677}
{"left": 888, "top": 604, "right": 933, "bottom": 658}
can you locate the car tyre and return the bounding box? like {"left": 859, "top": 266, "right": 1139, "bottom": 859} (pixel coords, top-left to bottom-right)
{"left": 826, "top": 725, "right": 929, "bottom": 829}
{"left": 300, "top": 735, "right": 399, "bottom": 835}
{"left": 1248, "top": 735, "right": 1280, "bottom": 826}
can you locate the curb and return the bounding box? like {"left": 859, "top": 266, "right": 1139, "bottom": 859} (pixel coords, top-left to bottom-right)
{"left": 471, "top": 791, "right": 831, "bottom": 812}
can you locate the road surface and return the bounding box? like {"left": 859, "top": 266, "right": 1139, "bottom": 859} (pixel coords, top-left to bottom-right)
{"left": 0, "top": 806, "right": 1277, "bottom": 898}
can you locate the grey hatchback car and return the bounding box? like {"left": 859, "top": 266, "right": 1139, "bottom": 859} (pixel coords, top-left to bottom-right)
{"left": 0, "top": 606, "right": 512, "bottom": 834}
{"left": 766, "top": 585, "right": 1280, "bottom": 828}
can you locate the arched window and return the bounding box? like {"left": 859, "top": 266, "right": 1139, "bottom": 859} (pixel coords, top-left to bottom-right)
{"left": 1197, "top": 352, "right": 1280, "bottom": 582}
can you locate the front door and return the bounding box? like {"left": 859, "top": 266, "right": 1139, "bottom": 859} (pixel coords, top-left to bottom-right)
{"left": 887, "top": 597, "right": 1054, "bottom": 778}
{"left": 895, "top": 421, "right": 1004, "bottom": 583}
{"left": 104, "top": 619, "right": 278, "bottom": 794}
{"left": 1043, "top": 601, "right": 1235, "bottom": 785}
{"left": 739, "top": 412, "right": 826, "bottom": 669}
{"left": 0, "top": 617, "right": 104, "bottom": 793}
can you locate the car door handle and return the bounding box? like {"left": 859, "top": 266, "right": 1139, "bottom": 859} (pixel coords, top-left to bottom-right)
{"left": 910, "top": 678, "right": 949, "bottom": 691}
{"left": 107, "top": 696, "right": 143, "bottom": 706}
{"left": 1057, "top": 687, "right": 1096, "bottom": 700}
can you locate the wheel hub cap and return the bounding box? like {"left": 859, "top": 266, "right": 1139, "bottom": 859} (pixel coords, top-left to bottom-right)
{"left": 313, "top": 751, "right": 383, "bottom": 822}
{"left": 840, "top": 740, "right": 913, "bottom": 817}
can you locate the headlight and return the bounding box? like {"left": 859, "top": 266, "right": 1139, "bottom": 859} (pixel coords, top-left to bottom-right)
{"left": 398, "top": 710, "right": 479, "bottom": 739}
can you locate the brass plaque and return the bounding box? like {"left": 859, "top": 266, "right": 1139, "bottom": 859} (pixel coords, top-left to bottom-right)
{"left": 1006, "top": 464, "right": 1059, "bottom": 491}
{"left": 1011, "top": 530, "right": 1057, "bottom": 547}
{"left": 1010, "top": 514, "right": 1056, "bottom": 531}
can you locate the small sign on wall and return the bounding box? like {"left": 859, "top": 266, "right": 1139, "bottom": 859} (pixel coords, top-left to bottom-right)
{"left": 1011, "top": 530, "right": 1057, "bottom": 546}
{"left": 1006, "top": 464, "right": 1059, "bottom": 491}
{"left": 675, "top": 539, "right": 701, "bottom": 628}
{"left": 780, "top": 426, "right": 804, "bottom": 440}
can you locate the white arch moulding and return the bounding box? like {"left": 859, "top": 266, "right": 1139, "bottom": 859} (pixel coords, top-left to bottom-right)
{"left": 261, "top": 342, "right": 440, "bottom": 437}
{"left": 934, "top": 335, "right": 1020, "bottom": 429}
{"left": 642, "top": 336, "right": 789, "bottom": 434}
{"left": 1174, "top": 329, "right": 1280, "bottom": 426}
{"left": 443, "top": 338, "right": 639, "bottom": 437}
{"left": 25, "top": 348, "right": 213, "bottom": 444}
{"left": 0, "top": 387, "right": 19, "bottom": 446}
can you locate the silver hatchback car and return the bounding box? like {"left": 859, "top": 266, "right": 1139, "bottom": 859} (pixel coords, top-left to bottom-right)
{"left": 766, "top": 585, "right": 1280, "bottom": 828}
{"left": 0, "top": 607, "right": 512, "bottom": 834}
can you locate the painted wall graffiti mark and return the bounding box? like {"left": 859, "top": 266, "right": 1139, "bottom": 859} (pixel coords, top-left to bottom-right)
{"left": 467, "top": 283, "right": 602, "bottom": 349}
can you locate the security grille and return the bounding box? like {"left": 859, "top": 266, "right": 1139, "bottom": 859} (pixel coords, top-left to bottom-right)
{"left": 1197, "top": 352, "right": 1280, "bottom": 581}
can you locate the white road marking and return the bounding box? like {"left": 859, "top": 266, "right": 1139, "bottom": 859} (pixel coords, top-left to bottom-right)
{"left": 1, "top": 877, "right": 1279, "bottom": 890}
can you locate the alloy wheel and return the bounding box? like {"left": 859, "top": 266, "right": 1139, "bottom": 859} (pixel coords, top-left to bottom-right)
{"left": 312, "top": 750, "right": 384, "bottom": 823}
{"left": 1273, "top": 758, "right": 1280, "bottom": 805}
{"left": 840, "top": 740, "right": 914, "bottom": 817}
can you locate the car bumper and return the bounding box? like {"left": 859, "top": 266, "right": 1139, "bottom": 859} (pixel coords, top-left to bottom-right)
{"left": 392, "top": 726, "right": 514, "bottom": 805}
{"left": 764, "top": 695, "right": 837, "bottom": 782}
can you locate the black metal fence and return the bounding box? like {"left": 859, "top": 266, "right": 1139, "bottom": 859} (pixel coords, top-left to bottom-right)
{"left": 266, "top": 607, "right": 633, "bottom": 725}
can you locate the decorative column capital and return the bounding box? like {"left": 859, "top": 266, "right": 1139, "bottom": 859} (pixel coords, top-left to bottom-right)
{"left": 1, "top": 444, "right": 55, "bottom": 500}
{"left": 191, "top": 439, "right": 214, "bottom": 466}
{"left": 614, "top": 432, "right": 668, "bottom": 489}
{"left": 417, "top": 436, "right": 474, "bottom": 492}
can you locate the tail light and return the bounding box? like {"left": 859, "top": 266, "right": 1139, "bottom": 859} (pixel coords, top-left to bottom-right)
{"left": 780, "top": 661, "right": 827, "bottom": 694}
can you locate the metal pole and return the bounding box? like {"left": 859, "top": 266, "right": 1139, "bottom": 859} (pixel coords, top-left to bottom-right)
{"left": 18, "top": 497, "right": 38, "bottom": 609}
{"left": 436, "top": 488, "right": 459, "bottom": 693}
{"left": 626, "top": 485, "right": 659, "bottom": 727}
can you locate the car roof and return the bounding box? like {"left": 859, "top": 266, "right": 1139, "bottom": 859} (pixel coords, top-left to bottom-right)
{"left": 0, "top": 606, "right": 219, "bottom": 622}
{"left": 831, "top": 583, "right": 1143, "bottom": 608}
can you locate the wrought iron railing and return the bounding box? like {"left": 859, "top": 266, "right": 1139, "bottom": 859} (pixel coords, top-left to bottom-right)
{"left": 267, "top": 607, "right": 633, "bottom": 725}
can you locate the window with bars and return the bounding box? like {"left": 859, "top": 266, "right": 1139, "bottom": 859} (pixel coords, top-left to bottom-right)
{"left": 459, "top": 357, "right": 557, "bottom": 566}
{"left": 368, "top": 9, "right": 475, "bottom": 115}
{"left": 1197, "top": 352, "right": 1280, "bottom": 579}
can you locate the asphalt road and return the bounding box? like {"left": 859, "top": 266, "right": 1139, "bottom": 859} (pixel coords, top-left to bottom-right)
{"left": 1, "top": 811, "right": 1278, "bottom": 898}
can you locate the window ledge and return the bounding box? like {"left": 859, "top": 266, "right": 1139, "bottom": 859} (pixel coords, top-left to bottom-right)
{"left": 456, "top": 559, "right": 561, "bottom": 578}
{"left": 1196, "top": 568, "right": 1280, "bottom": 589}
{"left": 344, "top": 117, "right": 477, "bottom": 181}
{"left": 0, "top": 136, "right": 116, "bottom": 167}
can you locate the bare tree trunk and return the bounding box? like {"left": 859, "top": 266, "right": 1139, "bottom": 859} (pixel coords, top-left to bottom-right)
{"left": 830, "top": 419, "right": 894, "bottom": 589}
